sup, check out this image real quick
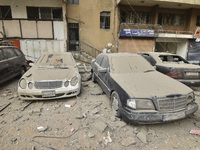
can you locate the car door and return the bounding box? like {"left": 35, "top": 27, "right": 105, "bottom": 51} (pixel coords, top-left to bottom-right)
{"left": 97, "top": 56, "right": 111, "bottom": 95}
{"left": 0, "top": 49, "right": 9, "bottom": 83}
{"left": 2, "top": 47, "right": 19, "bottom": 76}
{"left": 93, "top": 54, "right": 104, "bottom": 82}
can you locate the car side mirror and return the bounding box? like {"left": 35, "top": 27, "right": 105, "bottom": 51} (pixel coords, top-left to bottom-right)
{"left": 98, "top": 68, "right": 108, "bottom": 73}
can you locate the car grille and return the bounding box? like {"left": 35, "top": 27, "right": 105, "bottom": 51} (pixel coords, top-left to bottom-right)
{"left": 34, "top": 81, "right": 63, "bottom": 89}
{"left": 158, "top": 96, "right": 187, "bottom": 111}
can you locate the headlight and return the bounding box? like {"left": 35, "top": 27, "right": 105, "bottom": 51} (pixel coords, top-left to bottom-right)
{"left": 28, "top": 82, "right": 33, "bottom": 89}
{"left": 70, "top": 76, "right": 78, "bottom": 86}
{"left": 19, "top": 78, "right": 27, "bottom": 89}
{"left": 127, "top": 99, "right": 155, "bottom": 110}
{"left": 187, "top": 92, "right": 195, "bottom": 103}
{"left": 64, "top": 81, "right": 69, "bottom": 87}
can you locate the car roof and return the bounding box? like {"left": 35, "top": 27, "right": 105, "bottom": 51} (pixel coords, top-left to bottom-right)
{"left": 100, "top": 52, "right": 140, "bottom": 59}
{"left": 140, "top": 52, "right": 177, "bottom": 56}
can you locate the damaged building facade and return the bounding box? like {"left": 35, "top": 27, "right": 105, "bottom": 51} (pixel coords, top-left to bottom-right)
{"left": 1, "top": 0, "right": 200, "bottom": 62}
{"left": 0, "top": 0, "right": 67, "bottom": 62}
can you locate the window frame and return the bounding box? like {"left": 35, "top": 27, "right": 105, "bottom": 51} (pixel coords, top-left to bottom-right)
{"left": 100, "top": 11, "right": 111, "bottom": 29}
{"left": 67, "top": 0, "right": 79, "bottom": 4}
{"left": 0, "top": 6, "right": 12, "bottom": 19}
{"left": 27, "top": 6, "right": 63, "bottom": 21}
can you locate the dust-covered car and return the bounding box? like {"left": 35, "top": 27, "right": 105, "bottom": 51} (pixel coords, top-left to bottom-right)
{"left": 139, "top": 52, "right": 200, "bottom": 86}
{"left": 0, "top": 46, "right": 27, "bottom": 84}
{"left": 91, "top": 53, "right": 198, "bottom": 124}
{"left": 18, "top": 52, "right": 81, "bottom": 100}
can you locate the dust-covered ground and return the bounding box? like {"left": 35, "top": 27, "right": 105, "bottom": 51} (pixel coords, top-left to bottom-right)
{"left": 0, "top": 75, "right": 200, "bottom": 150}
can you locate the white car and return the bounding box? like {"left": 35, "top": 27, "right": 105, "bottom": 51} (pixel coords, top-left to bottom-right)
{"left": 18, "top": 52, "right": 81, "bottom": 100}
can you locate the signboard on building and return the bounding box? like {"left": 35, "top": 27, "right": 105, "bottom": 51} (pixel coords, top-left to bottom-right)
{"left": 194, "top": 27, "right": 200, "bottom": 42}
{"left": 121, "top": 29, "right": 155, "bottom": 37}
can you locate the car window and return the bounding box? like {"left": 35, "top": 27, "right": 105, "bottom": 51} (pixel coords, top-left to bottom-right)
{"left": 96, "top": 55, "right": 104, "bottom": 65}
{"left": 3, "top": 48, "right": 17, "bottom": 59}
{"left": 111, "top": 55, "right": 155, "bottom": 74}
{"left": 159, "top": 55, "right": 188, "bottom": 63}
{"left": 142, "top": 54, "right": 156, "bottom": 66}
{"left": 0, "top": 49, "right": 6, "bottom": 61}
{"left": 14, "top": 48, "right": 22, "bottom": 56}
{"left": 101, "top": 56, "right": 109, "bottom": 69}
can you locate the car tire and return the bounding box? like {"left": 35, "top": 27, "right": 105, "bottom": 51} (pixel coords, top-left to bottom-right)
{"left": 111, "top": 91, "right": 121, "bottom": 118}
{"left": 92, "top": 72, "right": 96, "bottom": 83}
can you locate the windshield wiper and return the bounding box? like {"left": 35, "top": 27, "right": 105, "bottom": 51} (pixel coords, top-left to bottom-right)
{"left": 144, "top": 70, "right": 155, "bottom": 73}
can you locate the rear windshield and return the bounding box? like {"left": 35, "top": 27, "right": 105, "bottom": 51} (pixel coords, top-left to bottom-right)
{"left": 110, "top": 55, "right": 155, "bottom": 74}
{"left": 37, "top": 53, "right": 75, "bottom": 67}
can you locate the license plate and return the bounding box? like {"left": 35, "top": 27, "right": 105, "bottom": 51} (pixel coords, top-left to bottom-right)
{"left": 186, "top": 72, "right": 199, "bottom": 76}
{"left": 42, "top": 90, "right": 56, "bottom": 98}
{"left": 163, "top": 112, "right": 185, "bottom": 121}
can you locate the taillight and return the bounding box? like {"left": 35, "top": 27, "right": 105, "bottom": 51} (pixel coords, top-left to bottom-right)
{"left": 166, "top": 72, "right": 183, "bottom": 78}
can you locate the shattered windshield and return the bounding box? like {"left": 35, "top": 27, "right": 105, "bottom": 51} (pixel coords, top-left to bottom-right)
{"left": 37, "top": 53, "right": 75, "bottom": 68}
{"left": 110, "top": 55, "right": 155, "bottom": 74}
{"left": 159, "top": 55, "right": 188, "bottom": 64}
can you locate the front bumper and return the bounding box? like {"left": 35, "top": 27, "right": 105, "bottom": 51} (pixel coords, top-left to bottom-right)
{"left": 120, "top": 102, "right": 198, "bottom": 124}
{"left": 18, "top": 84, "right": 81, "bottom": 100}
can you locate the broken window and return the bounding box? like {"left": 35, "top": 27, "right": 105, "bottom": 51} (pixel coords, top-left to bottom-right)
{"left": 27, "top": 7, "right": 62, "bottom": 21}
{"left": 100, "top": 12, "right": 111, "bottom": 29}
{"left": 0, "top": 6, "right": 12, "bottom": 19}
{"left": 158, "top": 13, "right": 184, "bottom": 26}
{"left": 40, "top": 7, "right": 52, "bottom": 20}
{"left": 120, "top": 11, "right": 151, "bottom": 24}
{"left": 196, "top": 16, "right": 200, "bottom": 26}
{"left": 67, "top": 0, "right": 79, "bottom": 4}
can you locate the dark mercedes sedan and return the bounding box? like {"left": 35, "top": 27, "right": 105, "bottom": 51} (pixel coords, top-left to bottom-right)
{"left": 91, "top": 53, "right": 198, "bottom": 124}
{"left": 0, "top": 46, "right": 27, "bottom": 84}
{"left": 139, "top": 52, "right": 200, "bottom": 86}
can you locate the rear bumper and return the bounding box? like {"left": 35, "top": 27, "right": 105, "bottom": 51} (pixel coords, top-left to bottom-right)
{"left": 120, "top": 102, "right": 198, "bottom": 124}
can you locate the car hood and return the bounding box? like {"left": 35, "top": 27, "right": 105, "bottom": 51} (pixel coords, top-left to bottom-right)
{"left": 110, "top": 71, "right": 192, "bottom": 98}
{"left": 157, "top": 63, "right": 200, "bottom": 70}
{"left": 23, "top": 66, "right": 78, "bottom": 81}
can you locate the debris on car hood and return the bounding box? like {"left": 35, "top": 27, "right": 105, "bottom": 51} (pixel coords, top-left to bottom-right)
{"left": 110, "top": 71, "right": 192, "bottom": 98}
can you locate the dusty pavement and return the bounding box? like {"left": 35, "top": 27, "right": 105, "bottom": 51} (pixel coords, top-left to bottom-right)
{"left": 0, "top": 74, "right": 200, "bottom": 150}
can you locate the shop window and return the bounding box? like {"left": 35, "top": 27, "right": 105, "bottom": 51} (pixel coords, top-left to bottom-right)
{"left": 0, "top": 6, "right": 12, "bottom": 19}
{"left": 100, "top": 12, "right": 110, "bottom": 29}
{"left": 196, "top": 16, "right": 200, "bottom": 26}
{"left": 67, "top": 0, "right": 79, "bottom": 4}
{"left": 121, "top": 11, "right": 151, "bottom": 24}
{"left": 158, "top": 13, "right": 184, "bottom": 26}
{"left": 27, "top": 7, "right": 62, "bottom": 21}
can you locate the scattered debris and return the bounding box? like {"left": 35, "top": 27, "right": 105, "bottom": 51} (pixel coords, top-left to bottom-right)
{"left": 137, "top": 131, "right": 147, "bottom": 143}
{"left": 91, "top": 91, "right": 104, "bottom": 95}
{"left": 13, "top": 115, "right": 23, "bottom": 122}
{"left": 0, "top": 102, "right": 11, "bottom": 113}
{"left": 65, "top": 101, "right": 77, "bottom": 108}
{"left": 21, "top": 101, "right": 33, "bottom": 111}
{"left": 70, "top": 128, "right": 75, "bottom": 132}
{"left": 121, "top": 137, "right": 136, "bottom": 147}
{"left": 11, "top": 138, "right": 17, "bottom": 143}
{"left": 190, "top": 130, "right": 200, "bottom": 135}
{"left": 94, "top": 120, "right": 107, "bottom": 133}
{"left": 37, "top": 126, "right": 48, "bottom": 132}
{"left": 103, "top": 131, "right": 112, "bottom": 145}
{"left": 32, "top": 108, "right": 42, "bottom": 113}
{"left": 2, "top": 93, "right": 8, "bottom": 97}
{"left": 88, "top": 132, "right": 95, "bottom": 138}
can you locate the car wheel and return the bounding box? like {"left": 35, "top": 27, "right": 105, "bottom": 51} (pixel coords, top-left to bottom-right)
{"left": 111, "top": 91, "right": 121, "bottom": 118}
{"left": 92, "top": 72, "right": 96, "bottom": 83}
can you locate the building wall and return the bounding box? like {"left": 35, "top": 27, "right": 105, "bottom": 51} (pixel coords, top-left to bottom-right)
{"left": 66, "top": 0, "right": 116, "bottom": 52}
{"left": 1, "top": 0, "right": 63, "bottom": 19}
